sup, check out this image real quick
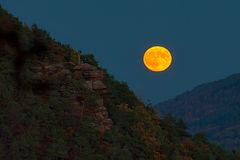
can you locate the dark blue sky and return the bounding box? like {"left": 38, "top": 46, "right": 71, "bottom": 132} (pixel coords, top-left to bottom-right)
{"left": 1, "top": 0, "right": 240, "bottom": 104}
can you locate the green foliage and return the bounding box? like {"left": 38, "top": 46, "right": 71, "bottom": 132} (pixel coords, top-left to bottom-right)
{"left": 31, "top": 24, "right": 49, "bottom": 60}
{"left": 193, "top": 132, "right": 209, "bottom": 144}
{"left": 63, "top": 44, "right": 79, "bottom": 64}
{"left": 161, "top": 113, "right": 185, "bottom": 142}
{"left": 104, "top": 74, "right": 143, "bottom": 107}
{"left": 0, "top": 6, "right": 238, "bottom": 160}
{"left": 61, "top": 79, "right": 100, "bottom": 107}
{"left": 81, "top": 54, "right": 99, "bottom": 68}
{"left": 81, "top": 54, "right": 143, "bottom": 107}
{"left": 104, "top": 103, "right": 165, "bottom": 159}
{"left": 0, "top": 6, "right": 22, "bottom": 36}
{"left": 192, "top": 148, "right": 215, "bottom": 160}
{"left": 18, "top": 26, "right": 34, "bottom": 52}
{"left": 234, "top": 150, "right": 240, "bottom": 160}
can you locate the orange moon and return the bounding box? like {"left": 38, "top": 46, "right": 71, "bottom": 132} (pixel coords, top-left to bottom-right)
{"left": 143, "top": 46, "right": 172, "bottom": 72}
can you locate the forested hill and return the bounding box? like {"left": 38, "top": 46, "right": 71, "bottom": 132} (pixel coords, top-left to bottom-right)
{"left": 155, "top": 74, "right": 240, "bottom": 150}
{"left": 0, "top": 5, "right": 239, "bottom": 159}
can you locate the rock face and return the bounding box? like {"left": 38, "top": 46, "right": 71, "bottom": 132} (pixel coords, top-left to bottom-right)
{"left": 74, "top": 63, "right": 107, "bottom": 95}
{"left": 30, "top": 61, "right": 112, "bottom": 134}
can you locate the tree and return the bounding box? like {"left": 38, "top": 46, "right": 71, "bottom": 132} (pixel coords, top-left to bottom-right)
{"left": 193, "top": 132, "right": 208, "bottom": 144}
{"left": 81, "top": 54, "right": 99, "bottom": 68}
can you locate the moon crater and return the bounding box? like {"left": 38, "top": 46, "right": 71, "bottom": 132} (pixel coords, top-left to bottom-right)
{"left": 143, "top": 46, "right": 172, "bottom": 72}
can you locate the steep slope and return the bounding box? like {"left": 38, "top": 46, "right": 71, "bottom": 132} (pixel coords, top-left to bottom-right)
{"left": 0, "top": 6, "right": 239, "bottom": 159}
{"left": 155, "top": 74, "right": 240, "bottom": 150}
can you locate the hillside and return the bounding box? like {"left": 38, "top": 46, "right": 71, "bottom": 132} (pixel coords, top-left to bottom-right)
{"left": 155, "top": 74, "right": 240, "bottom": 150}
{"left": 0, "top": 6, "right": 239, "bottom": 159}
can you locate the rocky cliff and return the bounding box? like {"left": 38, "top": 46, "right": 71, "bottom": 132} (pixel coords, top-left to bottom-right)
{"left": 29, "top": 60, "right": 112, "bottom": 135}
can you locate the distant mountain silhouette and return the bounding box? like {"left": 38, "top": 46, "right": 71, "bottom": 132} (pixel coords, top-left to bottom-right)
{"left": 155, "top": 74, "right": 240, "bottom": 149}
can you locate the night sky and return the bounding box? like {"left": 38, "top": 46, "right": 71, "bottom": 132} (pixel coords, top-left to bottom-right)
{"left": 1, "top": 0, "right": 240, "bottom": 104}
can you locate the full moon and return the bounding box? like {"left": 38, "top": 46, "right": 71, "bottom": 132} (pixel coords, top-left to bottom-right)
{"left": 143, "top": 46, "right": 172, "bottom": 72}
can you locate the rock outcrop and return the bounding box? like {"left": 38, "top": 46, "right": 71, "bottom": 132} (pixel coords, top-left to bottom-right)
{"left": 30, "top": 60, "right": 112, "bottom": 134}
